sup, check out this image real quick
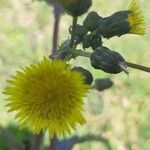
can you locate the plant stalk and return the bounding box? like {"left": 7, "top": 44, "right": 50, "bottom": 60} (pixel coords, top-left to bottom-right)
{"left": 126, "top": 61, "right": 150, "bottom": 73}
{"left": 69, "top": 16, "right": 78, "bottom": 48}
{"left": 49, "top": 3, "right": 63, "bottom": 150}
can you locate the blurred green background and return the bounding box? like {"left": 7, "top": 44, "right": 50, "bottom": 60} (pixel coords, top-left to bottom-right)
{"left": 0, "top": 0, "right": 150, "bottom": 149}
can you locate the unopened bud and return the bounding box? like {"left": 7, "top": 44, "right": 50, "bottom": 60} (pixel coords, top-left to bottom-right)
{"left": 90, "top": 46, "right": 128, "bottom": 74}
{"left": 83, "top": 11, "right": 102, "bottom": 31}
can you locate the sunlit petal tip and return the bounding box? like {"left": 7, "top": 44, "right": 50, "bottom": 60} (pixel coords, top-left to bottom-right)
{"left": 128, "top": 0, "right": 146, "bottom": 35}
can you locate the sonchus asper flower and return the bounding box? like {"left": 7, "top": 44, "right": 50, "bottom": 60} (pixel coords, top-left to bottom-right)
{"left": 95, "top": 0, "right": 145, "bottom": 38}
{"left": 3, "top": 58, "right": 88, "bottom": 137}
{"left": 128, "top": 0, "right": 145, "bottom": 35}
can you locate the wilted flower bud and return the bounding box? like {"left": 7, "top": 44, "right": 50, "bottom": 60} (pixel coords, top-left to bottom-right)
{"left": 94, "top": 78, "right": 113, "bottom": 91}
{"left": 90, "top": 46, "right": 128, "bottom": 74}
{"left": 72, "top": 67, "right": 93, "bottom": 85}
{"left": 94, "top": 0, "right": 145, "bottom": 38}
{"left": 83, "top": 11, "right": 102, "bottom": 31}
{"left": 60, "top": 0, "right": 92, "bottom": 17}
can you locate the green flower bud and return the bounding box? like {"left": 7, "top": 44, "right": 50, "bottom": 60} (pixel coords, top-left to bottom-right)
{"left": 83, "top": 11, "right": 102, "bottom": 31}
{"left": 82, "top": 34, "right": 93, "bottom": 49}
{"left": 69, "top": 24, "right": 88, "bottom": 44}
{"left": 95, "top": 11, "right": 130, "bottom": 38}
{"left": 63, "top": 0, "right": 92, "bottom": 17}
{"left": 90, "top": 46, "right": 128, "bottom": 74}
{"left": 72, "top": 67, "right": 93, "bottom": 85}
{"left": 69, "top": 24, "right": 88, "bottom": 37}
{"left": 91, "top": 36, "right": 102, "bottom": 50}
{"left": 94, "top": 78, "right": 113, "bottom": 91}
{"left": 82, "top": 34, "right": 102, "bottom": 49}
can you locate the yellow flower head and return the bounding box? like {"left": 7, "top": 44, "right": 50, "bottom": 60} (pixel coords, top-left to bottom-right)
{"left": 127, "top": 0, "right": 145, "bottom": 35}
{"left": 4, "top": 58, "right": 88, "bottom": 137}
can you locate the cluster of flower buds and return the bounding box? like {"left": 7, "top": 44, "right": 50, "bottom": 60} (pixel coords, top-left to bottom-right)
{"left": 86, "top": 1, "right": 144, "bottom": 39}
{"left": 67, "top": 0, "right": 145, "bottom": 77}
{"left": 51, "top": 0, "right": 145, "bottom": 86}
{"left": 69, "top": 12, "right": 103, "bottom": 50}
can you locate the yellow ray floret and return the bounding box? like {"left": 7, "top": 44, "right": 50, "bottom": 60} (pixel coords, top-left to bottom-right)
{"left": 3, "top": 58, "right": 89, "bottom": 137}
{"left": 128, "top": 0, "right": 145, "bottom": 35}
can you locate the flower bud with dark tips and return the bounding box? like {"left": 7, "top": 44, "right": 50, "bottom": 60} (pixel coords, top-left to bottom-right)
{"left": 83, "top": 11, "right": 103, "bottom": 31}
{"left": 90, "top": 46, "right": 128, "bottom": 74}
{"left": 69, "top": 24, "right": 88, "bottom": 44}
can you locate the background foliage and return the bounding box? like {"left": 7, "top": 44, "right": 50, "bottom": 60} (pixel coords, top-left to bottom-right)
{"left": 0, "top": 0, "right": 150, "bottom": 149}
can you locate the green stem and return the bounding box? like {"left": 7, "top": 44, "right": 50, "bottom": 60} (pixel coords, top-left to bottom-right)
{"left": 72, "top": 49, "right": 91, "bottom": 58}
{"left": 72, "top": 50, "right": 150, "bottom": 73}
{"left": 69, "top": 16, "right": 78, "bottom": 48}
{"left": 126, "top": 61, "right": 150, "bottom": 73}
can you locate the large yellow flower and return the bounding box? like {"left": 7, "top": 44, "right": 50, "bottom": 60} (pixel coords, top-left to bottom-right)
{"left": 4, "top": 58, "right": 88, "bottom": 137}
{"left": 128, "top": 0, "right": 145, "bottom": 35}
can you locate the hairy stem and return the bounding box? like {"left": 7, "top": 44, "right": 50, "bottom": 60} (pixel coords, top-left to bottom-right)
{"left": 69, "top": 16, "right": 78, "bottom": 48}
{"left": 72, "top": 49, "right": 91, "bottom": 58}
{"left": 126, "top": 61, "right": 150, "bottom": 73}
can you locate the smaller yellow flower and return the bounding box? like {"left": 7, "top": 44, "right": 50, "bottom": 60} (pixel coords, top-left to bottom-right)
{"left": 95, "top": 0, "right": 145, "bottom": 38}
{"left": 3, "top": 58, "right": 89, "bottom": 137}
{"left": 128, "top": 0, "right": 145, "bottom": 35}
